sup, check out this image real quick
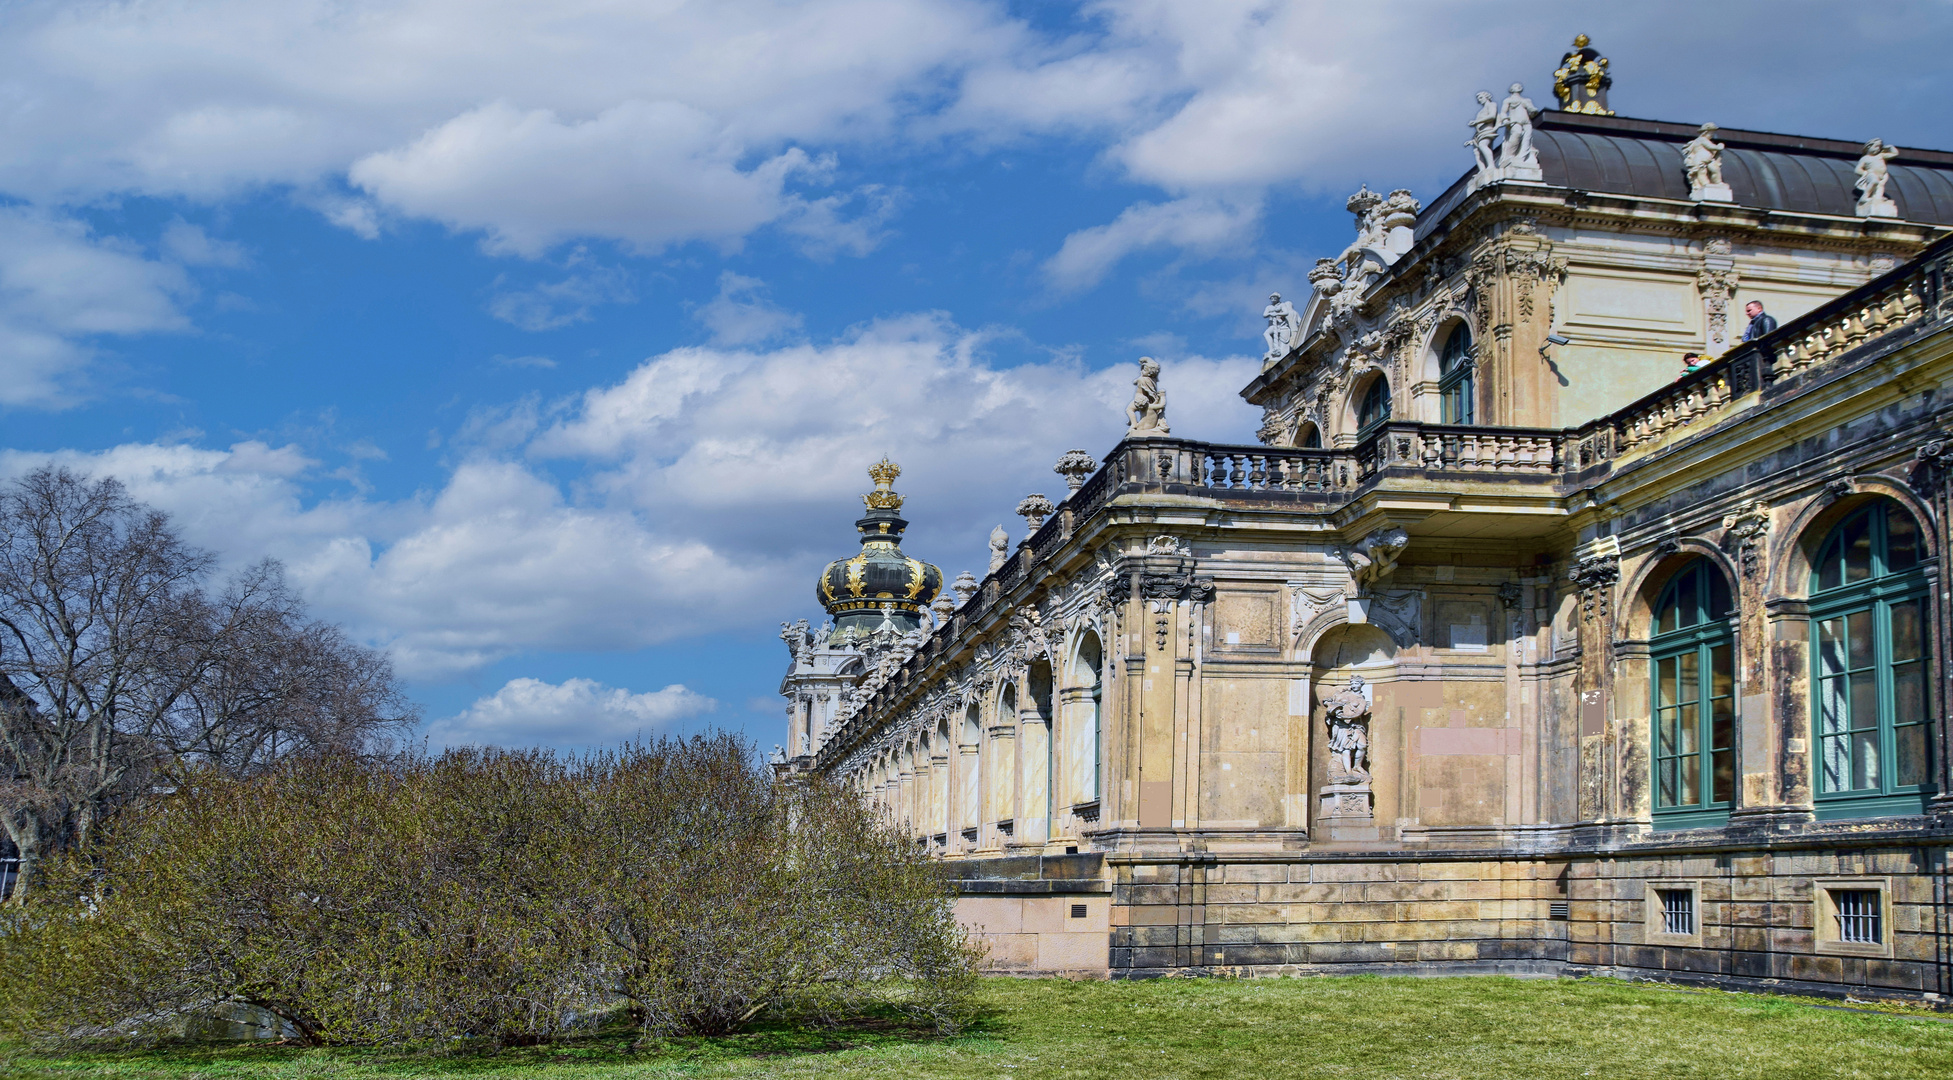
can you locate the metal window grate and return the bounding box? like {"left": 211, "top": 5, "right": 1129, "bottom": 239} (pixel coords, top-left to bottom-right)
{"left": 1659, "top": 889, "right": 1695, "bottom": 936}
{"left": 1070, "top": 904, "right": 1088, "bottom": 919}
{"left": 1834, "top": 889, "right": 1882, "bottom": 944}
{"left": 1549, "top": 901, "right": 1570, "bottom": 920}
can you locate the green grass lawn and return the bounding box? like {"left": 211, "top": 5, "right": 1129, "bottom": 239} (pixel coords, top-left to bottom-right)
{"left": 5, "top": 975, "right": 1950, "bottom": 1079}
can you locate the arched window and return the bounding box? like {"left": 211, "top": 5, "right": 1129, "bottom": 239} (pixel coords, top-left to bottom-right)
{"left": 1294, "top": 422, "right": 1322, "bottom": 449}
{"left": 1439, "top": 325, "right": 1475, "bottom": 425}
{"left": 1810, "top": 499, "right": 1934, "bottom": 816}
{"left": 1075, "top": 633, "right": 1104, "bottom": 803}
{"left": 1357, "top": 377, "right": 1391, "bottom": 434}
{"left": 1650, "top": 559, "right": 1736, "bottom": 828}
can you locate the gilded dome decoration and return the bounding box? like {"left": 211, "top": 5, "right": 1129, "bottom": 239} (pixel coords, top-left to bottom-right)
{"left": 816, "top": 459, "right": 943, "bottom": 643}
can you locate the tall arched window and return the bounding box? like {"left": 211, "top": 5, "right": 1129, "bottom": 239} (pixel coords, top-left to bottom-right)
{"left": 1294, "top": 422, "right": 1322, "bottom": 449}
{"left": 1810, "top": 499, "right": 1935, "bottom": 816}
{"left": 1651, "top": 559, "right": 1736, "bottom": 828}
{"left": 1357, "top": 377, "right": 1391, "bottom": 434}
{"left": 1074, "top": 633, "right": 1104, "bottom": 803}
{"left": 1439, "top": 325, "right": 1475, "bottom": 425}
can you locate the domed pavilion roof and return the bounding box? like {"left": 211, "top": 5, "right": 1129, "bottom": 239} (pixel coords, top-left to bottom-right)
{"left": 815, "top": 458, "right": 942, "bottom": 644}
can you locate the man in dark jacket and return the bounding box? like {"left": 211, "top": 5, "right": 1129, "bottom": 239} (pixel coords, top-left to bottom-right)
{"left": 1741, "top": 300, "right": 1778, "bottom": 341}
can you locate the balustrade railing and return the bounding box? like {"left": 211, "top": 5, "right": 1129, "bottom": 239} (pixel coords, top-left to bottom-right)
{"left": 1763, "top": 261, "right": 1939, "bottom": 381}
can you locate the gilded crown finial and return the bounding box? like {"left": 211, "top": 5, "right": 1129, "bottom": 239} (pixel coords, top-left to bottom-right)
{"left": 862, "top": 457, "right": 905, "bottom": 511}
{"left": 1573, "top": 32, "right": 1589, "bottom": 48}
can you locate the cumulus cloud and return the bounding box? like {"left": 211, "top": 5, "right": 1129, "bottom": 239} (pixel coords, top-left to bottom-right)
{"left": 1044, "top": 195, "right": 1262, "bottom": 292}
{"left": 692, "top": 272, "right": 804, "bottom": 347}
{"left": 0, "top": 315, "right": 1260, "bottom": 679}
{"left": 0, "top": 0, "right": 1025, "bottom": 255}
{"left": 429, "top": 677, "right": 717, "bottom": 748}
{"left": 0, "top": 207, "right": 196, "bottom": 405}
{"left": 350, "top": 101, "right": 816, "bottom": 258}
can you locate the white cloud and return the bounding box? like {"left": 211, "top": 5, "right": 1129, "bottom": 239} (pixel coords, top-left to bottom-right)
{"left": 160, "top": 220, "right": 249, "bottom": 268}
{"left": 1044, "top": 194, "right": 1262, "bottom": 292}
{"left": 0, "top": 0, "right": 1026, "bottom": 255}
{"left": 0, "top": 206, "right": 196, "bottom": 405}
{"left": 0, "top": 315, "right": 1261, "bottom": 680}
{"left": 692, "top": 272, "right": 804, "bottom": 347}
{"left": 350, "top": 101, "right": 816, "bottom": 258}
{"left": 486, "top": 259, "right": 636, "bottom": 331}
{"left": 430, "top": 677, "right": 717, "bottom": 748}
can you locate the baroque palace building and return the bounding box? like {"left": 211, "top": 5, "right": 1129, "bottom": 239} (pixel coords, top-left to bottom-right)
{"left": 776, "top": 37, "right": 1953, "bottom": 1001}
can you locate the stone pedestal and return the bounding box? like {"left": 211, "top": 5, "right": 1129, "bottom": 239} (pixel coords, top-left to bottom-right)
{"left": 1857, "top": 195, "right": 1898, "bottom": 219}
{"left": 1691, "top": 182, "right": 1733, "bottom": 202}
{"left": 1318, "top": 781, "right": 1372, "bottom": 819}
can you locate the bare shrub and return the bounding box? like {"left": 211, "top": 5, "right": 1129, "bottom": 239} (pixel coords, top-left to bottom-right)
{"left": 0, "top": 737, "right": 978, "bottom": 1046}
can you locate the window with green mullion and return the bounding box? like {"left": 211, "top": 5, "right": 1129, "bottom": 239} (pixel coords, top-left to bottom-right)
{"left": 1809, "top": 500, "right": 1935, "bottom": 818}
{"left": 1651, "top": 559, "right": 1736, "bottom": 828}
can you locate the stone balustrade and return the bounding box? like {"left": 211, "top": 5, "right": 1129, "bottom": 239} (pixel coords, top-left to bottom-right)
{"left": 1768, "top": 274, "right": 1931, "bottom": 380}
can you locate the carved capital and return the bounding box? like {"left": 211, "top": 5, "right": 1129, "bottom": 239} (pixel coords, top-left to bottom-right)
{"left": 1569, "top": 554, "right": 1620, "bottom": 622}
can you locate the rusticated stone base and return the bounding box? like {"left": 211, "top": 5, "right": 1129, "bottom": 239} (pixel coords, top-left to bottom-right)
{"left": 947, "top": 831, "right": 1953, "bottom": 1006}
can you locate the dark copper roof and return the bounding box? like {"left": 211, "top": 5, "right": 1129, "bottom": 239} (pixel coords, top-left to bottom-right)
{"left": 1416, "top": 112, "right": 1953, "bottom": 239}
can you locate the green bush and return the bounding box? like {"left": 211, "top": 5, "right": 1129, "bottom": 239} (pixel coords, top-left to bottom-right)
{"left": 0, "top": 735, "right": 979, "bottom": 1047}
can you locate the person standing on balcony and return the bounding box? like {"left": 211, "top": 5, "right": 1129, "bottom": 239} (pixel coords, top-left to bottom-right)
{"left": 1740, "top": 301, "right": 1778, "bottom": 342}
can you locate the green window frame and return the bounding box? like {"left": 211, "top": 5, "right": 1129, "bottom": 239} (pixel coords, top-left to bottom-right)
{"left": 1357, "top": 377, "right": 1391, "bottom": 435}
{"left": 1809, "top": 500, "right": 1936, "bottom": 818}
{"left": 1650, "top": 559, "right": 1736, "bottom": 829}
{"left": 1439, "top": 325, "right": 1475, "bottom": 425}
{"left": 1295, "top": 423, "right": 1322, "bottom": 448}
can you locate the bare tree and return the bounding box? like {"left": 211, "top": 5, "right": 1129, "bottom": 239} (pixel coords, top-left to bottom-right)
{"left": 0, "top": 468, "right": 413, "bottom": 900}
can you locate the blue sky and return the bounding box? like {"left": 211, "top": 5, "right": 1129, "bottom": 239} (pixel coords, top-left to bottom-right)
{"left": 3, "top": 1, "right": 1950, "bottom": 750}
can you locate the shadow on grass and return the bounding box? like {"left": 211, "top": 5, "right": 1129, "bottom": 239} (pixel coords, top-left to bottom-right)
{"left": 1, "top": 1002, "right": 1006, "bottom": 1077}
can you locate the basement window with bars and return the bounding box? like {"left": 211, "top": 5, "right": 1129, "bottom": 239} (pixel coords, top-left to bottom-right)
{"left": 1814, "top": 879, "right": 1892, "bottom": 956}
{"left": 1658, "top": 889, "right": 1696, "bottom": 936}
{"left": 1832, "top": 889, "right": 1882, "bottom": 944}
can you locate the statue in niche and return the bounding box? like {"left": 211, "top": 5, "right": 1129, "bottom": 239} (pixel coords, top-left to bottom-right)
{"left": 1126, "top": 356, "right": 1170, "bottom": 436}
{"left": 1323, "top": 676, "right": 1373, "bottom": 782}
{"left": 987, "top": 525, "right": 1010, "bottom": 573}
{"left": 1262, "top": 293, "right": 1301, "bottom": 364}
{"left": 1682, "top": 123, "right": 1732, "bottom": 202}
{"left": 1467, "top": 90, "right": 1499, "bottom": 174}
{"left": 1855, "top": 139, "right": 1901, "bottom": 218}
{"left": 1497, "top": 84, "right": 1540, "bottom": 172}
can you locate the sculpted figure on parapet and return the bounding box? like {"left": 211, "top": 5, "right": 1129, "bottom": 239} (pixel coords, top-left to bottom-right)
{"left": 1126, "top": 356, "right": 1170, "bottom": 436}
{"left": 1468, "top": 90, "right": 1499, "bottom": 173}
{"left": 1855, "top": 139, "right": 1901, "bottom": 218}
{"left": 1497, "top": 83, "right": 1540, "bottom": 170}
{"left": 1262, "top": 293, "right": 1300, "bottom": 364}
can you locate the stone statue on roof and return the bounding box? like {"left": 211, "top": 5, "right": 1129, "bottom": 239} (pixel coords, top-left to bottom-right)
{"left": 1262, "top": 293, "right": 1300, "bottom": 364}
{"left": 1855, "top": 139, "right": 1901, "bottom": 219}
{"left": 1683, "top": 123, "right": 1732, "bottom": 202}
{"left": 1126, "top": 356, "right": 1170, "bottom": 436}
{"left": 1497, "top": 84, "right": 1541, "bottom": 176}
{"left": 1468, "top": 91, "right": 1499, "bottom": 174}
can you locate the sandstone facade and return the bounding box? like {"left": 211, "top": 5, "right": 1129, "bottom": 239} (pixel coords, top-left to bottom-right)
{"left": 778, "top": 54, "right": 1953, "bottom": 1004}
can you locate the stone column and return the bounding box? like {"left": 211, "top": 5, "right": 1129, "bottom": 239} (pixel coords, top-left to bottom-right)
{"left": 1912, "top": 440, "right": 1953, "bottom": 817}
{"left": 1138, "top": 585, "right": 1181, "bottom": 830}
{"left": 1569, "top": 551, "right": 1622, "bottom": 823}
{"left": 958, "top": 740, "right": 980, "bottom": 839}
{"left": 1721, "top": 503, "right": 1789, "bottom": 821}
